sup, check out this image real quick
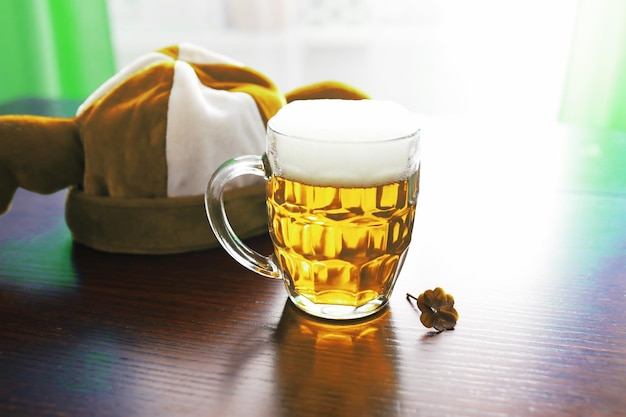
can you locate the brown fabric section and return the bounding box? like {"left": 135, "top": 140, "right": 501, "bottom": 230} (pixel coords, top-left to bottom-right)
{"left": 65, "top": 182, "right": 268, "bottom": 254}
{"left": 192, "top": 64, "right": 285, "bottom": 123}
{"left": 285, "top": 81, "right": 370, "bottom": 102}
{"left": 157, "top": 45, "right": 180, "bottom": 60}
{"left": 192, "top": 63, "right": 277, "bottom": 91}
{"left": 76, "top": 62, "right": 174, "bottom": 198}
{"left": 0, "top": 115, "right": 82, "bottom": 214}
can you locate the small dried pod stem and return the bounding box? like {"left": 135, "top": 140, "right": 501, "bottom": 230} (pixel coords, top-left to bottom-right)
{"left": 407, "top": 287, "right": 459, "bottom": 331}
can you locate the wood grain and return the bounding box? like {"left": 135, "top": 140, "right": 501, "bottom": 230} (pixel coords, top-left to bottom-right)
{"left": 1, "top": 120, "right": 625, "bottom": 417}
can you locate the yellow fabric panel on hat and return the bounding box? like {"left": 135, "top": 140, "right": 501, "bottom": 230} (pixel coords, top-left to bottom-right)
{"left": 77, "top": 60, "right": 173, "bottom": 198}
{"left": 285, "top": 80, "right": 370, "bottom": 102}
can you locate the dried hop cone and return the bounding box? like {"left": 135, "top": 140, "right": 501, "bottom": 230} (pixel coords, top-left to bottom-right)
{"left": 410, "top": 287, "right": 459, "bottom": 331}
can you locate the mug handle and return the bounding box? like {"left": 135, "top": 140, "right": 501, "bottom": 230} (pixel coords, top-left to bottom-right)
{"left": 204, "top": 155, "right": 281, "bottom": 279}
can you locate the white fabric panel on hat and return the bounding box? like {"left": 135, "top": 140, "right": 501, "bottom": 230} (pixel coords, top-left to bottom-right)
{"left": 165, "top": 60, "right": 266, "bottom": 197}
{"left": 176, "top": 42, "right": 243, "bottom": 66}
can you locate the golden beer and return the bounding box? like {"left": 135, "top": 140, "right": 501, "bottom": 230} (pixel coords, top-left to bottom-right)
{"left": 206, "top": 99, "right": 420, "bottom": 320}
{"left": 267, "top": 170, "right": 419, "bottom": 308}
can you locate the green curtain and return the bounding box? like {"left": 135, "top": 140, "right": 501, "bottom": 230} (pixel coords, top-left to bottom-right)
{"left": 559, "top": 0, "right": 626, "bottom": 131}
{"left": 0, "top": 0, "right": 116, "bottom": 104}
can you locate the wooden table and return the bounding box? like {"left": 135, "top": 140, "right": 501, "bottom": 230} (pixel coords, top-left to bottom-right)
{"left": 1, "top": 113, "right": 625, "bottom": 416}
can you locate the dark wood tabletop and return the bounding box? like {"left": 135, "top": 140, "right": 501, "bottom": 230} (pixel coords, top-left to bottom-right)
{"left": 1, "top": 112, "right": 625, "bottom": 417}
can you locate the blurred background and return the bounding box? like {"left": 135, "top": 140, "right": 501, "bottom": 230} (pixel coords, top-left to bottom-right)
{"left": 1, "top": 0, "right": 625, "bottom": 130}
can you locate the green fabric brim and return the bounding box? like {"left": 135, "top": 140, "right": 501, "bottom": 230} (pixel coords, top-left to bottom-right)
{"left": 65, "top": 183, "right": 268, "bottom": 254}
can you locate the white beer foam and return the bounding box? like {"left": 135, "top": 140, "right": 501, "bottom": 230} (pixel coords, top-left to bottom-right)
{"left": 267, "top": 99, "right": 420, "bottom": 187}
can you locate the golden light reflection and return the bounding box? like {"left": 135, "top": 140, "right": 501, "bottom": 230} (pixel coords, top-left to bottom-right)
{"left": 273, "top": 303, "right": 399, "bottom": 417}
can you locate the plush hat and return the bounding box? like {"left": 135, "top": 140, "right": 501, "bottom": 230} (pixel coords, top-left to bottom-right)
{"left": 0, "top": 43, "right": 369, "bottom": 254}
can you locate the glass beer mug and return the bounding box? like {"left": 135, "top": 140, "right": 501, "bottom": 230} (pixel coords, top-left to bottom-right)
{"left": 205, "top": 99, "right": 420, "bottom": 320}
